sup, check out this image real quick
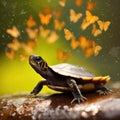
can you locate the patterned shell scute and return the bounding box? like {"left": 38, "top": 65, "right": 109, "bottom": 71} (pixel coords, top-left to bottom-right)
{"left": 51, "top": 63, "right": 95, "bottom": 79}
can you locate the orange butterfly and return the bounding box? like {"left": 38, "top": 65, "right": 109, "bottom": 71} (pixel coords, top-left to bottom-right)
{"left": 59, "top": 0, "right": 66, "bottom": 7}
{"left": 39, "top": 26, "right": 50, "bottom": 38}
{"left": 81, "top": 10, "right": 99, "bottom": 30}
{"left": 93, "top": 44, "right": 102, "bottom": 56}
{"left": 79, "top": 36, "right": 101, "bottom": 57}
{"left": 26, "top": 28, "right": 38, "bottom": 40}
{"left": 53, "top": 9, "right": 63, "bottom": 19}
{"left": 64, "top": 28, "right": 73, "bottom": 40}
{"left": 70, "top": 36, "right": 79, "bottom": 49}
{"left": 6, "top": 26, "right": 20, "bottom": 38}
{"left": 75, "top": 0, "right": 82, "bottom": 7}
{"left": 7, "top": 39, "right": 21, "bottom": 51}
{"left": 39, "top": 13, "right": 52, "bottom": 25}
{"left": 79, "top": 36, "right": 93, "bottom": 50}
{"left": 85, "top": 42, "right": 102, "bottom": 57}
{"left": 19, "top": 54, "right": 27, "bottom": 61}
{"left": 92, "top": 24, "right": 102, "bottom": 37}
{"left": 5, "top": 48, "right": 15, "bottom": 59}
{"left": 81, "top": 19, "right": 91, "bottom": 30}
{"left": 57, "top": 49, "right": 71, "bottom": 62}
{"left": 41, "top": 6, "right": 52, "bottom": 14}
{"left": 97, "top": 20, "right": 111, "bottom": 31}
{"left": 26, "top": 16, "right": 36, "bottom": 28}
{"left": 47, "top": 31, "right": 59, "bottom": 43}
{"left": 87, "top": 0, "right": 96, "bottom": 11}
{"left": 22, "top": 39, "right": 37, "bottom": 54}
{"left": 54, "top": 19, "right": 65, "bottom": 31}
{"left": 79, "top": 36, "right": 88, "bottom": 50}
{"left": 69, "top": 9, "right": 82, "bottom": 23}
{"left": 21, "top": 43, "right": 33, "bottom": 54}
{"left": 27, "top": 39, "right": 37, "bottom": 48}
{"left": 85, "top": 47, "right": 94, "bottom": 58}
{"left": 86, "top": 10, "right": 99, "bottom": 23}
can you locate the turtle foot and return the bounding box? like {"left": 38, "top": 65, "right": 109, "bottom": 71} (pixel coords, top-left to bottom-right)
{"left": 97, "top": 87, "right": 112, "bottom": 95}
{"left": 30, "top": 89, "right": 38, "bottom": 95}
{"left": 71, "top": 96, "right": 87, "bottom": 104}
{"left": 29, "top": 93, "right": 36, "bottom": 98}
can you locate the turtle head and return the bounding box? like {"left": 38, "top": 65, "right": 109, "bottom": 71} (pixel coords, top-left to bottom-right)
{"left": 29, "top": 55, "right": 48, "bottom": 75}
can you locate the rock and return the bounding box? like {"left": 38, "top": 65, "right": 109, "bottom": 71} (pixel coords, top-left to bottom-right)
{"left": 0, "top": 89, "right": 120, "bottom": 120}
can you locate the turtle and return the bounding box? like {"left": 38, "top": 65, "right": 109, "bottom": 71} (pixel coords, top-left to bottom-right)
{"left": 29, "top": 55, "right": 111, "bottom": 104}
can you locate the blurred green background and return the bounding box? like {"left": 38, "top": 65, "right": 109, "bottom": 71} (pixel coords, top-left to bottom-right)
{"left": 0, "top": 0, "right": 120, "bottom": 96}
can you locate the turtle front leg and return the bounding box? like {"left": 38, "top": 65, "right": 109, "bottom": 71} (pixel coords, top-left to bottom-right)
{"left": 67, "top": 79, "right": 87, "bottom": 104}
{"left": 31, "top": 80, "right": 47, "bottom": 95}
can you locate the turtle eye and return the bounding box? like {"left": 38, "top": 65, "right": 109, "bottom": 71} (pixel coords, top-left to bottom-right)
{"left": 36, "top": 56, "right": 42, "bottom": 61}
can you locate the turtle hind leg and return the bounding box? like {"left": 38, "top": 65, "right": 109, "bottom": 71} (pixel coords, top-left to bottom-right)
{"left": 96, "top": 86, "right": 112, "bottom": 95}
{"left": 67, "top": 79, "right": 87, "bottom": 104}
{"left": 31, "top": 80, "right": 47, "bottom": 95}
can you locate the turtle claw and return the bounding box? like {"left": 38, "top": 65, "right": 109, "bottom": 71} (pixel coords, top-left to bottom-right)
{"left": 29, "top": 93, "right": 36, "bottom": 98}
{"left": 71, "top": 96, "right": 87, "bottom": 104}
{"left": 97, "top": 87, "right": 112, "bottom": 95}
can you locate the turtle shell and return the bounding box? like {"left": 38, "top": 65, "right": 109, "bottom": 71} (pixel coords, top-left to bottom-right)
{"left": 50, "top": 63, "right": 110, "bottom": 83}
{"left": 51, "top": 63, "right": 94, "bottom": 78}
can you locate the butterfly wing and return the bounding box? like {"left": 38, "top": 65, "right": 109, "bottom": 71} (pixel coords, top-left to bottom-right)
{"left": 26, "top": 16, "right": 36, "bottom": 28}
{"left": 70, "top": 9, "right": 82, "bottom": 23}
{"left": 70, "top": 36, "right": 79, "bottom": 49}
{"left": 64, "top": 28, "right": 73, "bottom": 40}
{"left": 59, "top": 0, "right": 66, "bottom": 7}
{"left": 6, "top": 26, "right": 20, "bottom": 38}
{"left": 57, "top": 49, "right": 71, "bottom": 62}
{"left": 39, "top": 13, "right": 52, "bottom": 25}
{"left": 39, "top": 26, "right": 50, "bottom": 38}
{"left": 47, "top": 31, "right": 59, "bottom": 43}
{"left": 92, "top": 24, "right": 102, "bottom": 37}
{"left": 54, "top": 19, "right": 65, "bottom": 30}
{"left": 103, "top": 21, "right": 111, "bottom": 31}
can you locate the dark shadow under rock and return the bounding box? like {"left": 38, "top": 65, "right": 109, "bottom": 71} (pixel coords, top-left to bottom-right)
{"left": 0, "top": 89, "right": 120, "bottom": 120}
